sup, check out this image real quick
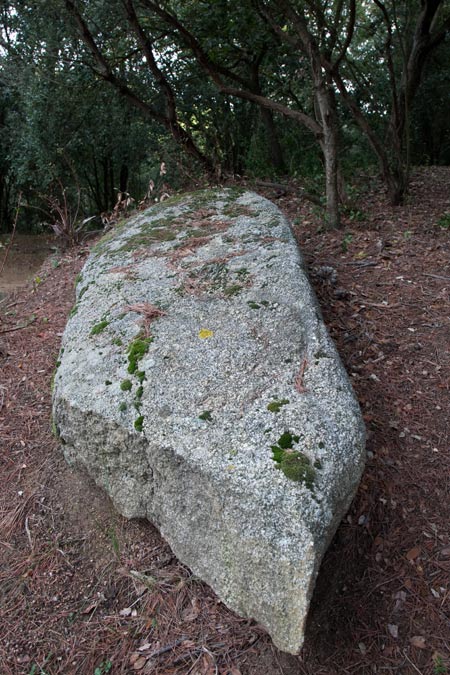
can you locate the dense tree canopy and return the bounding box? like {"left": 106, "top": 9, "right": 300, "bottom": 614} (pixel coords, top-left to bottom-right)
{"left": 0, "top": 0, "right": 449, "bottom": 231}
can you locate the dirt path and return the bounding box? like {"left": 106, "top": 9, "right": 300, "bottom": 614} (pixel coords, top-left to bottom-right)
{"left": 0, "top": 168, "right": 449, "bottom": 675}
{"left": 0, "top": 234, "right": 57, "bottom": 296}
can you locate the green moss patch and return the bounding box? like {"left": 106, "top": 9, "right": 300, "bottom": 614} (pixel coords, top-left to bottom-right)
{"left": 127, "top": 337, "right": 152, "bottom": 374}
{"left": 267, "top": 398, "right": 290, "bottom": 413}
{"left": 185, "top": 228, "right": 208, "bottom": 239}
{"left": 223, "top": 283, "right": 243, "bottom": 297}
{"left": 92, "top": 219, "right": 177, "bottom": 257}
{"left": 134, "top": 416, "right": 144, "bottom": 432}
{"left": 116, "top": 227, "right": 177, "bottom": 252}
{"left": 92, "top": 218, "right": 129, "bottom": 254}
{"left": 120, "top": 379, "right": 132, "bottom": 391}
{"left": 271, "top": 432, "right": 316, "bottom": 488}
{"left": 278, "top": 452, "right": 315, "bottom": 487}
{"left": 134, "top": 385, "right": 144, "bottom": 411}
{"left": 90, "top": 319, "right": 109, "bottom": 335}
{"left": 199, "top": 410, "right": 213, "bottom": 422}
{"left": 69, "top": 304, "right": 78, "bottom": 318}
{"left": 78, "top": 282, "right": 93, "bottom": 301}
{"left": 222, "top": 203, "right": 256, "bottom": 218}
{"left": 51, "top": 419, "right": 59, "bottom": 438}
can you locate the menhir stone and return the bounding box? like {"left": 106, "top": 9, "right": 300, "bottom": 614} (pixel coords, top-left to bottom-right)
{"left": 53, "top": 188, "right": 365, "bottom": 653}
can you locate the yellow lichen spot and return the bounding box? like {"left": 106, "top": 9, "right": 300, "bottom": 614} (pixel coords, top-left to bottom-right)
{"left": 227, "top": 465, "right": 235, "bottom": 471}
{"left": 199, "top": 328, "right": 214, "bottom": 339}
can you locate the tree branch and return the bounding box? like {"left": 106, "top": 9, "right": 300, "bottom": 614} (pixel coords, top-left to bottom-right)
{"left": 140, "top": 0, "right": 322, "bottom": 137}
{"left": 123, "top": 0, "right": 213, "bottom": 170}
{"left": 331, "top": 0, "right": 356, "bottom": 71}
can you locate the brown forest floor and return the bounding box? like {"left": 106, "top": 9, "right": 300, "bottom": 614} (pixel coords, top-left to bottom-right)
{"left": 0, "top": 166, "right": 449, "bottom": 675}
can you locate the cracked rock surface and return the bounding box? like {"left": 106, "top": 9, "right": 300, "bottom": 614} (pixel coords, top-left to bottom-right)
{"left": 53, "top": 188, "right": 365, "bottom": 653}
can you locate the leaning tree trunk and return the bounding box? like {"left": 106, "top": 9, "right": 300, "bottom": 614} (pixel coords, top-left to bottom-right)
{"left": 314, "top": 73, "right": 341, "bottom": 228}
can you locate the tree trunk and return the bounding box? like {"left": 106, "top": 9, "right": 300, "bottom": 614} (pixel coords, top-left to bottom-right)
{"left": 384, "top": 165, "right": 405, "bottom": 206}
{"left": 109, "top": 159, "right": 115, "bottom": 208}
{"left": 332, "top": 0, "right": 446, "bottom": 206}
{"left": 320, "top": 129, "right": 340, "bottom": 228}
{"left": 314, "top": 72, "right": 340, "bottom": 228}
{"left": 259, "top": 106, "right": 286, "bottom": 173}
{"left": 102, "top": 158, "right": 108, "bottom": 212}
{"left": 119, "top": 163, "right": 129, "bottom": 193}
{"left": 91, "top": 154, "right": 103, "bottom": 211}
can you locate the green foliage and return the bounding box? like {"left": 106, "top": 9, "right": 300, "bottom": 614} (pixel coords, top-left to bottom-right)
{"left": 120, "top": 379, "right": 132, "bottom": 391}
{"left": 341, "top": 233, "right": 353, "bottom": 253}
{"left": 0, "top": 0, "right": 448, "bottom": 233}
{"left": 94, "top": 660, "right": 113, "bottom": 675}
{"left": 433, "top": 655, "right": 448, "bottom": 675}
{"left": 437, "top": 213, "right": 450, "bottom": 230}
{"left": 199, "top": 410, "right": 213, "bottom": 421}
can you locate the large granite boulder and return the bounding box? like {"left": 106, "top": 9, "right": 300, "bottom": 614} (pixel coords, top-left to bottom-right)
{"left": 53, "top": 188, "right": 365, "bottom": 653}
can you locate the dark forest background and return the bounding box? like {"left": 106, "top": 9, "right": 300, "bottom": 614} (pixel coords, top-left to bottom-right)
{"left": 1, "top": 0, "right": 449, "bottom": 233}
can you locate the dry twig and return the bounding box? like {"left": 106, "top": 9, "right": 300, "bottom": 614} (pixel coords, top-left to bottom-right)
{"left": 294, "top": 358, "right": 308, "bottom": 393}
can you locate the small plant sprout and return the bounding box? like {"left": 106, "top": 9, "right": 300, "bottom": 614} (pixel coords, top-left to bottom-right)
{"left": 433, "top": 654, "right": 448, "bottom": 675}
{"left": 437, "top": 212, "right": 450, "bottom": 230}
{"left": 341, "top": 232, "right": 353, "bottom": 253}
{"left": 94, "top": 660, "right": 113, "bottom": 675}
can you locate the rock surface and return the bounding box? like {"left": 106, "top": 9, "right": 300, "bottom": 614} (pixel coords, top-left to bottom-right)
{"left": 53, "top": 188, "right": 365, "bottom": 653}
